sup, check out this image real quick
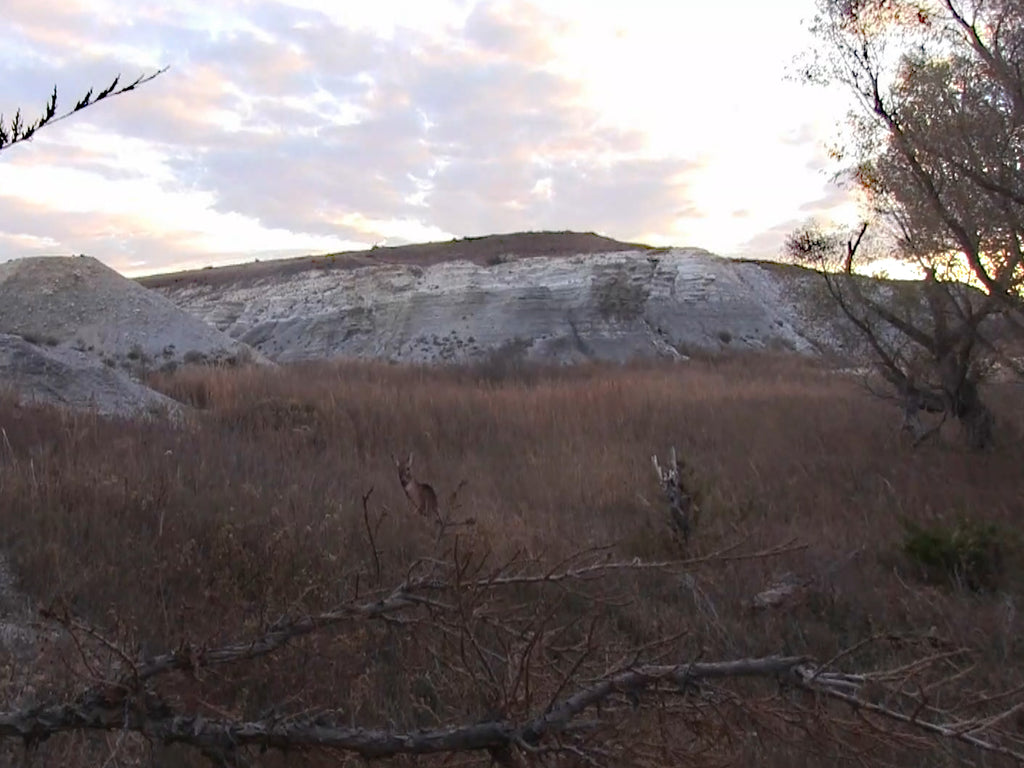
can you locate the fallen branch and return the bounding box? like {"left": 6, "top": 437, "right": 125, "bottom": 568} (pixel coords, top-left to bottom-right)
{"left": 0, "top": 656, "right": 809, "bottom": 756}
{"left": 8, "top": 547, "right": 1022, "bottom": 765}
{"left": 793, "top": 664, "right": 1024, "bottom": 762}
{"left": 42, "top": 547, "right": 798, "bottom": 692}
{"left": 8, "top": 654, "right": 1018, "bottom": 762}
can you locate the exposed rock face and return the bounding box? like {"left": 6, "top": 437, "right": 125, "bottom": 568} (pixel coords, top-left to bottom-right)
{"left": 0, "top": 256, "right": 261, "bottom": 373}
{"left": 0, "top": 256, "right": 267, "bottom": 418}
{"left": 0, "top": 334, "right": 182, "bottom": 418}
{"left": 148, "top": 248, "right": 864, "bottom": 364}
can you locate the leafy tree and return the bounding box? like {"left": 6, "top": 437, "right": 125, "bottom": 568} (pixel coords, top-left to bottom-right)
{"left": 791, "top": 0, "right": 1024, "bottom": 448}
{"left": 0, "top": 69, "right": 166, "bottom": 154}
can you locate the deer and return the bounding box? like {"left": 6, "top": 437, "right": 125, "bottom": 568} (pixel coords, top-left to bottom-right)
{"left": 392, "top": 452, "right": 439, "bottom": 520}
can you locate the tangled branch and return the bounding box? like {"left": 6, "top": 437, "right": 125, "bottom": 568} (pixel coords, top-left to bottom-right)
{"left": 2, "top": 544, "right": 1022, "bottom": 765}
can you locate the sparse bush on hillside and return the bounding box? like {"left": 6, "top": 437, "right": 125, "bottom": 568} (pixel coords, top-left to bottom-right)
{"left": 0, "top": 359, "right": 1022, "bottom": 765}
{"left": 595, "top": 266, "right": 649, "bottom": 321}
{"left": 483, "top": 251, "right": 513, "bottom": 266}
{"left": 465, "top": 337, "right": 533, "bottom": 382}
{"left": 16, "top": 332, "right": 59, "bottom": 347}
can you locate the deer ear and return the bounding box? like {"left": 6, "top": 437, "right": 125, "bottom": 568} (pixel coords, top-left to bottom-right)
{"left": 391, "top": 453, "right": 399, "bottom": 467}
{"left": 407, "top": 452, "right": 414, "bottom": 468}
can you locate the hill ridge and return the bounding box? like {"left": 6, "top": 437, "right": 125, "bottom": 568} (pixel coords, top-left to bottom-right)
{"left": 137, "top": 230, "right": 654, "bottom": 289}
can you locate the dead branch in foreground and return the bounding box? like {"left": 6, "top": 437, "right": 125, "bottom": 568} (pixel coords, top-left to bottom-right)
{"left": 2, "top": 651, "right": 1022, "bottom": 763}
{"left": 0, "top": 657, "right": 808, "bottom": 754}
{"left": 3, "top": 543, "right": 1022, "bottom": 765}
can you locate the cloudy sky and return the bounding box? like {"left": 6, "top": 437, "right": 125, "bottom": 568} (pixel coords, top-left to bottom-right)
{"left": 0, "top": 0, "right": 858, "bottom": 276}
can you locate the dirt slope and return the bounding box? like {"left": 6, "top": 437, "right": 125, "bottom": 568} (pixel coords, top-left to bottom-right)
{"left": 138, "top": 231, "right": 651, "bottom": 290}
{"left": 0, "top": 255, "right": 266, "bottom": 418}
{"left": 0, "top": 334, "right": 182, "bottom": 418}
{"left": 0, "top": 256, "right": 261, "bottom": 373}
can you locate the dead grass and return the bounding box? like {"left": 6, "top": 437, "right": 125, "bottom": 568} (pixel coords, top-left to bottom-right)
{"left": 0, "top": 354, "right": 1021, "bottom": 765}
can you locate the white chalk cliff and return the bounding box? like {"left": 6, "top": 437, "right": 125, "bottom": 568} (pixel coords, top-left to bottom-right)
{"left": 149, "top": 248, "right": 859, "bottom": 364}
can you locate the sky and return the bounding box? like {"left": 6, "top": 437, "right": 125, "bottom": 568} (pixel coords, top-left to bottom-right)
{"left": 0, "top": 0, "right": 861, "bottom": 277}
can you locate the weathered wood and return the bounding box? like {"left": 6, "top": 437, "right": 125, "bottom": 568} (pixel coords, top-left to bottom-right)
{"left": 651, "top": 447, "right": 699, "bottom": 541}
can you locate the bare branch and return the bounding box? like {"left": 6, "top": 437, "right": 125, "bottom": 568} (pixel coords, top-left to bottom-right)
{"left": 0, "top": 69, "right": 167, "bottom": 154}
{"left": 794, "top": 664, "right": 1024, "bottom": 762}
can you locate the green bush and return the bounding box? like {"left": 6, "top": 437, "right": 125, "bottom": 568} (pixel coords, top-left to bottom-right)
{"left": 901, "top": 517, "right": 1009, "bottom": 591}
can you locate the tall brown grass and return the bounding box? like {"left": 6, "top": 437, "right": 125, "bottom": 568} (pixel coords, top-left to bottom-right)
{"left": 0, "top": 354, "right": 1021, "bottom": 765}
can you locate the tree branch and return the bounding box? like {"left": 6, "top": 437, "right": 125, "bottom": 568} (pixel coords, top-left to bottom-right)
{"left": 3, "top": 654, "right": 1020, "bottom": 763}
{"left": 0, "top": 69, "right": 167, "bottom": 153}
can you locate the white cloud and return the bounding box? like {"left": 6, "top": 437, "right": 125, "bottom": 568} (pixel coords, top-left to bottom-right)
{"left": 0, "top": 0, "right": 857, "bottom": 274}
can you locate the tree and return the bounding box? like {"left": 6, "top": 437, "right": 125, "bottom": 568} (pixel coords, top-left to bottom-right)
{"left": 791, "top": 0, "right": 1024, "bottom": 449}
{"left": 786, "top": 219, "right": 1000, "bottom": 448}
{"left": 0, "top": 69, "right": 166, "bottom": 154}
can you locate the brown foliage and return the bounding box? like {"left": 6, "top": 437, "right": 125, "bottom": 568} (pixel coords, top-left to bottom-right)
{"left": 0, "top": 356, "right": 1022, "bottom": 765}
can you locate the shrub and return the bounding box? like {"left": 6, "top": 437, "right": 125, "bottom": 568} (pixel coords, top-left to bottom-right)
{"left": 18, "top": 332, "right": 59, "bottom": 347}
{"left": 484, "top": 251, "right": 512, "bottom": 266}
{"left": 901, "top": 517, "right": 1009, "bottom": 591}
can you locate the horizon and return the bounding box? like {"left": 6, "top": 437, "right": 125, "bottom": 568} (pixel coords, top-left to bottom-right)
{"left": 10, "top": 230, "right": 924, "bottom": 284}
{"left": 0, "top": 1, "right": 862, "bottom": 278}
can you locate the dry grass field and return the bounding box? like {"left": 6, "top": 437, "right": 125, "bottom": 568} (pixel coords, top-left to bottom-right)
{"left": 0, "top": 354, "right": 1021, "bottom": 766}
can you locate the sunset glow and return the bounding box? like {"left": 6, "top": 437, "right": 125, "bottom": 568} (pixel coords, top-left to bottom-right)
{"left": 0, "top": 0, "right": 862, "bottom": 276}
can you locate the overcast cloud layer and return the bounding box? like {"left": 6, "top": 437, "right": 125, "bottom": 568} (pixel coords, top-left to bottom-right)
{"left": 0, "top": 1, "right": 856, "bottom": 275}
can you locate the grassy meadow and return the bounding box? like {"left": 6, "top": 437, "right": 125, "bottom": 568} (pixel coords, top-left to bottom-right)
{"left": 0, "top": 354, "right": 1021, "bottom": 766}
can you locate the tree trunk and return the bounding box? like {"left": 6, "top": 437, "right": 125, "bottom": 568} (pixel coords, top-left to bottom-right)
{"left": 955, "top": 380, "right": 995, "bottom": 451}
{"left": 938, "top": 362, "right": 994, "bottom": 450}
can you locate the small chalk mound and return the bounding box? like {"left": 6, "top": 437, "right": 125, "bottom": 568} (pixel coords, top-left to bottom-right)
{"left": 0, "top": 256, "right": 262, "bottom": 374}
